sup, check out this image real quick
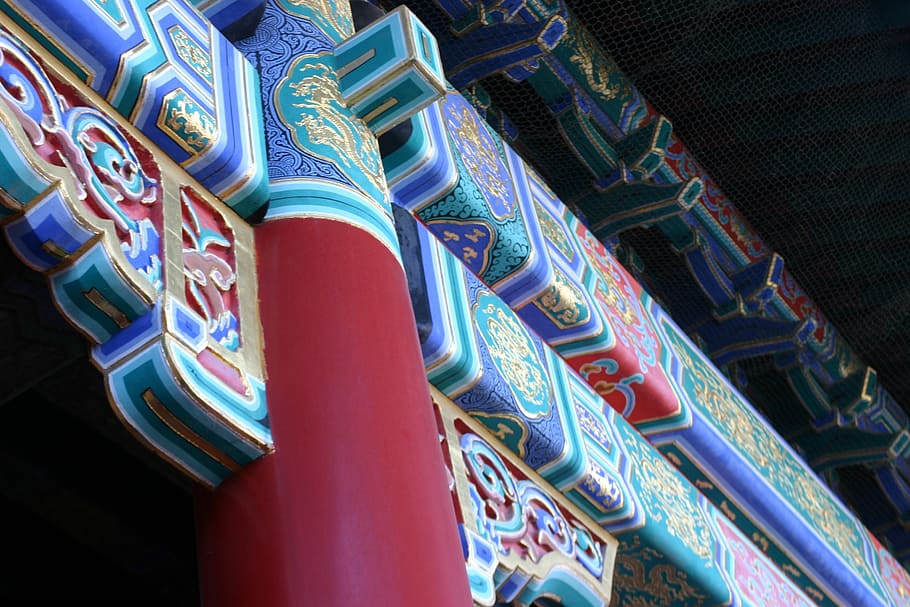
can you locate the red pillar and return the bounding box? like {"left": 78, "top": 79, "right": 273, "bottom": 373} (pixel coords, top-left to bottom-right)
{"left": 194, "top": 218, "right": 472, "bottom": 606}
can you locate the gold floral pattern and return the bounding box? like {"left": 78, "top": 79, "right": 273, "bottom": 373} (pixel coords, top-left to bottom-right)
{"left": 475, "top": 292, "right": 552, "bottom": 418}
{"left": 581, "top": 459, "right": 623, "bottom": 512}
{"left": 611, "top": 535, "right": 709, "bottom": 607}
{"left": 444, "top": 95, "right": 514, "bottom": 220}
{"left": 534, "top": 200, "right": 575, "bottom": 261}
{"left": 169, "top": 25, "right": 212, "bottom": 84}
{"left": 568, "top": 26, "right": 629, "bottom": 103}
{"left": 283, "top": 0, "right": 353, "bottom": 38}
{"left": 284, "top": 57, "right": 386, "bottom": 199}
{"left": 618, "top": 421, "right": 713, "bottom": 562}
{"left": 575, "top": 402, "right": 612, "bottom": 449}
{"left": 662, "top": 322, "right": 870, "bottom": 579}
{"left": 159, "top": 89, "right": 216, "bottom": 153}
{"left": 532, "top": 266, "right": 590, "bottom": 329}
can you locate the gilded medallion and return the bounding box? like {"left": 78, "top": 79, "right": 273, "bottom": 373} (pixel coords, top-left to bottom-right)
{"left": 276, "top": 53, "right": 388, "bottom": 207}
{"left": 474, "top": 290, "right": 552, "bottom": 418}
{"left": 442, "top": 92, "right": 515, "bottom": 221}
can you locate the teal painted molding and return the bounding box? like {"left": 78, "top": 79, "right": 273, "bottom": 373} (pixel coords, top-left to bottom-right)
{"left": 336, "top": 6, "right": 446, "bottom": 136}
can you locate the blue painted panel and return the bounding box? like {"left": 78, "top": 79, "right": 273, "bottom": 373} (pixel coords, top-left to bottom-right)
{"left": 0, "top": 0, "right": 269, "bottom": 218}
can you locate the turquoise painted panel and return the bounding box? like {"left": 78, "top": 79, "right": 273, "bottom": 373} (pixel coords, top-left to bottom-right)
{"left": 389, "top": 92, "right": 684, "bottom": 426}
{"left": 49, "top": 243, "right": 154, "bottom": 343}
{"left": 391, "top": 91, "right": 552, "bottom": 305}
{"left": 408, "top": 217, "right": 582, "bottom": 477}
{"left": 271, "top": 52, "right": 391, "bottom": 213}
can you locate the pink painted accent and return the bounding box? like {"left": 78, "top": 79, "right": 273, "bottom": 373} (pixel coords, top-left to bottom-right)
{"left": 195, "top": 349, "right": 248, "bottom": 396}
{"left": 181, "top": 187, "right": 239, "bottom": 334}
{"left": 869, "top": 533, "right": 910, "bottom": 606}
{"left": 714, "top": 512, "right": 814, "bottom": 607}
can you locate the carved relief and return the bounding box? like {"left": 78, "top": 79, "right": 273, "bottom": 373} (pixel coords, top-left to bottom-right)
{"left": 436, "top": 392, "right": 617, "bottom": 607}
{"left": 0, "top": 24, "right": 269, "bottom": 486}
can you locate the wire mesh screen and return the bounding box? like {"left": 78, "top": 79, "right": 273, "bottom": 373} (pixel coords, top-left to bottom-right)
{"left": 385, "top": 0, "right": 910, "bottom": 539}
{"left": 469, "top": 0, "right": 910, "bottom": 415}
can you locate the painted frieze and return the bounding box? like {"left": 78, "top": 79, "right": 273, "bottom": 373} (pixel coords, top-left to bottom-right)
{"left": 871, "top": 528, "right": 910, "bottom": 605}
{"left": 386, "top": 97, "right": 684, "bottom": 425}
{"left": 0, "top": 20, "right": 269, "bottom": 486}
{"left": 391, "top": 0, "right": 910, "bottom": 569}
{"left": 391, "top": 89, "right": 910, "bottom": 604}
{"left": 412, "top": 0, "right": 860, "bottom": 384}
{"left": 642, "top": 300, "right": 910, "bottom": 607}
{"left": 668, "top": 146, "right": 910, "bottom": 557}
{"left": 0, "top": 0, "right": 270, "bottom": 220}
{"left": 416, "top": 0, "right": 893, "bottom": 411}
{"left": 234, "top": 0, "right": 404, "bottom": 255}
{"left": 398, "top": 210, "right": 824, "bottom": 606}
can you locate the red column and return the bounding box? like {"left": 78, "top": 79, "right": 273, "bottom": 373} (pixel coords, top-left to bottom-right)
{"left": 194, "top": 218, "right": 472, "bottom": 606}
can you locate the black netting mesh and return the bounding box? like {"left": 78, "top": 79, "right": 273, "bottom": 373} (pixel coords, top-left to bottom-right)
{"left": 388, "top": 0, "right": 910, "bottom": 532}
{"left": 476, "top": 0, "right": 910, "bottom": 414}
{"left": 837, "top": 464, "right": 899, "bottom": 532}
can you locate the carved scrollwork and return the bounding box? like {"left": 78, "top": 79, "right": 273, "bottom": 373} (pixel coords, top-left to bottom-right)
{"left": 437, "top": 392, "right": 617, "bottom": 607}
{"left": 0, "top": 23, "right": 270, "bottom": 486}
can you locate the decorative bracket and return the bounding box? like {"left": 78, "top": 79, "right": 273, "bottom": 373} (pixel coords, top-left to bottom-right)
{"left": 0, "top": 0, "right": 271, "bottom": 220}
{"left": 435, "top": 389, "right": 618, "bottom": 607}
{"left": 0, "top": 23, "right": 270, "bottom": 486}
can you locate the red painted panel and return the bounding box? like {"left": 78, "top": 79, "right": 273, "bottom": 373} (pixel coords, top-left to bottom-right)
{"left": 195, "top": 218, "right": 472, "bottom": 606}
